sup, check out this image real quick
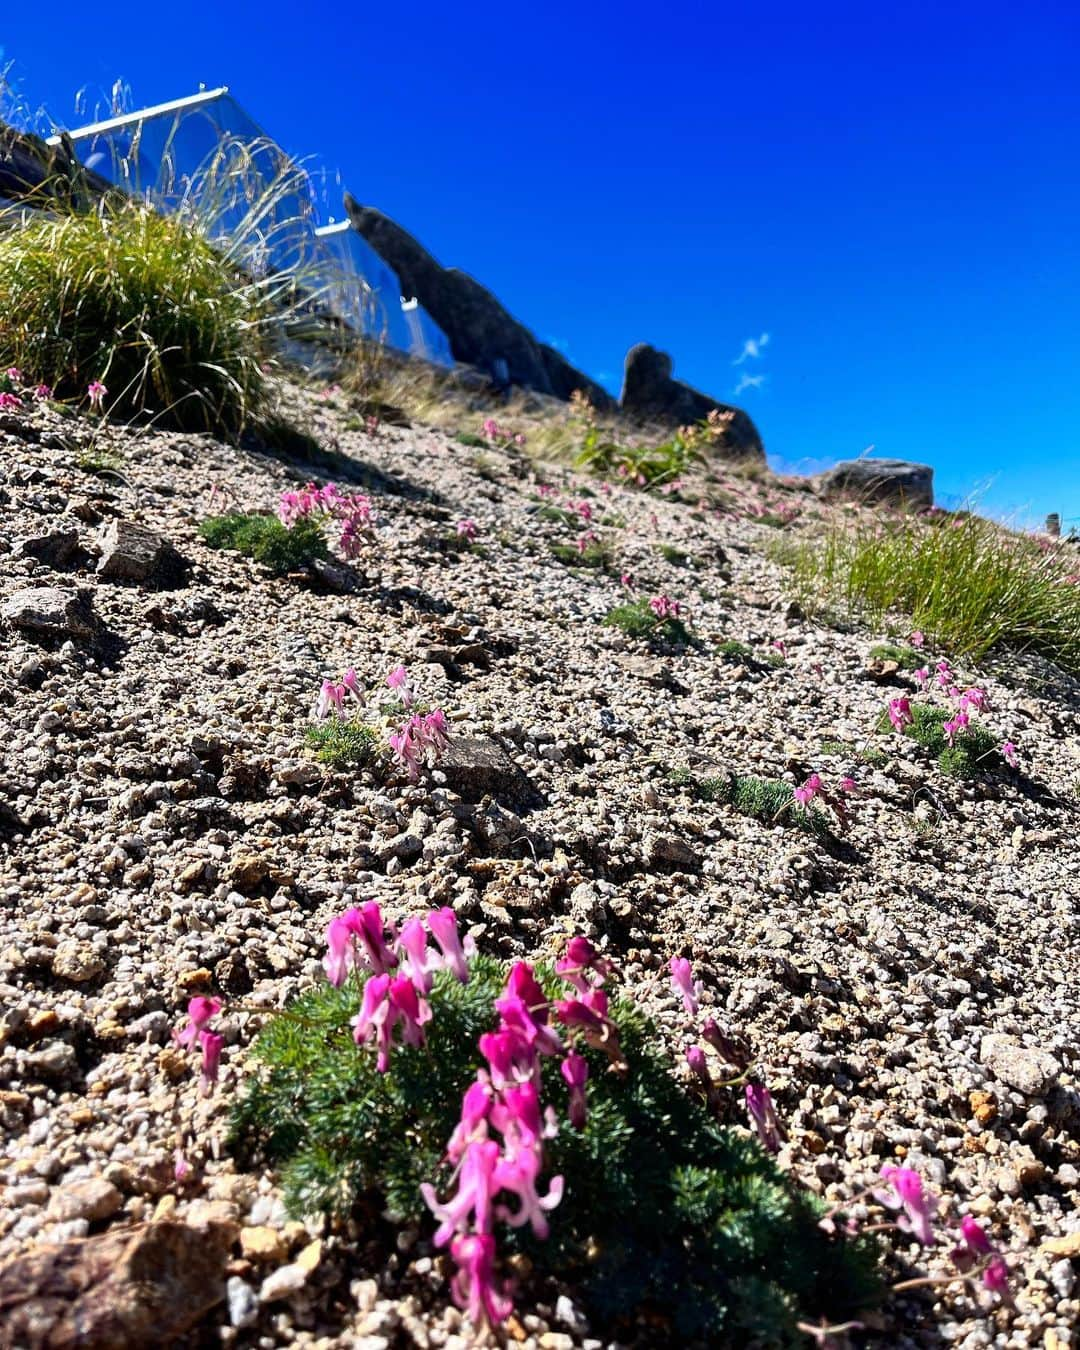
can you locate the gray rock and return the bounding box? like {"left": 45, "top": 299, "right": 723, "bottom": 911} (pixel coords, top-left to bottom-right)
{"left": 18, "top": 528, "right": 82, "bottom": 568}
{"left": 343, "top": 195, "right": 613, "bottom": 407}
{"left": 619, "top": 343, "right": 764, "bottom": 456}
{"left": 438, "top": 736, "right": 545, "bottom": 812}
{"left": 97, "top": 519, "right": 187, "bottom": 585}
{"left": 227, "top": 1275, "right": 259, "bottom": 1328}
{"left": 51, "top": 941, "right": 105, "bottom": 982}
{"left": 1, "top": 586, "right": 97, "bottom": 638}
{"left": 644, "top": 831, "right": 701, "bottom": 870}
{"left": 980, "top": 1033, "right": 1060, "bottom": 1097}
{"left": 815, "top": 457, "right": 934, "bottom": 508}
{"left": 22, "top": 1042, "right": 78, "bottom": 1080}
{"left": 48, "top": 1178, "right": 123, "bottom": 1223}
{"left": 258, "top": 1261, "right": 308, "bottom": 1302}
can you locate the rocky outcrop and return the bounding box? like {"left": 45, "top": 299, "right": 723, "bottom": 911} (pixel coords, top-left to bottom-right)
{"left": 815, "top": 458, "right": 934, "bottom": 508}
{"left": 619, "top": 344, "right": 764, "bottom": 459}
{"left": 343, "top": 195, "right": 613, "bottom": 407}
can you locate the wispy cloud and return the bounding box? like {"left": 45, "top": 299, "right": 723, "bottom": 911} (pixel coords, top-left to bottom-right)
{"left": 733, "top": 332, "right": 770, "bottom": 365}
{"left": 734, "top": 372, "right": 767, "bottom": 395}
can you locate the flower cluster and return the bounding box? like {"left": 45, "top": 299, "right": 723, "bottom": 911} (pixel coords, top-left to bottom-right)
{"left": 87, "top": 380, "right": 108, "bottom": 412}
{"left": 890, "top": 656, "right": 1019, "bottom": 768}
{"left": 173, "top": 995, "right": 225, "bottom": 1096}
{"left": 278, "top": 480, "right": 374, "bottom": 559}
{"left": 790, "top": 771, "right": 854, "bottom": 826}
{"left": 0, "top": 366, "right": 53, "bottom": 407}
{"left": 389, "top": 709, "right": 450, "bottom": 782}
{"left": 423, "top": 936, "right": 618, "bottom": 1333}
{"left": 668, "top": 957, "right": 782, "bottom": 1153}
{"left": 313, "top": 668, "right": 363, "bottom": 719}
{"left": 481, "top": 417, "right": 526, "bottom": 448}
{"left": 323, "top": 901, "right": 473, "bottom": 1071}
{"left": 649, "top": 594, "right": 682, "bottom": 620}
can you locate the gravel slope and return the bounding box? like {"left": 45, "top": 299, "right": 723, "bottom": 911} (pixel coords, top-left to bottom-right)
{"left": 1, "top": 387, "right": 1078, "bottom": 1349}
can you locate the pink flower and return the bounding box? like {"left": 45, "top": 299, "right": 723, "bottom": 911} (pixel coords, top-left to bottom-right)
{"left": 351, "top": 973, "right": 394, "bottom": 1070}
{"left": 386, "top": 663, "right": 413, "bottom": 708}
{"left": 575, "top": 529, "right": 598, "bottom": 553}
{"left": 793, "top": 772, "right": 823, "bottom": 807}
{"left": 33, "top": 384, "right": 52, "bottom": 401}
{"left": 669, "top": 956, "right": 700, "bottom": 1017}
{"left": 397, "top": 916, "right": 438, "bottom": 994}
{"left": 0, "top": 392, "right": 23, "bottom": 410}
{"left": 554, "top": 935, "right": 612, "bottom": 993}
{"left": 620, "top": 572, "right": 634, "bottom": 589}
{"left": 560, "top": 1051, "right": 589, "bottom": 1129}
{"left": 423, "top": 1137, "right": 501, "bottom": 1245}
{"left": 913, "top": 666, "right": 929, "bottom": 686}
{"left": 935, "top": 659, "right": 953, "bottom": 690}
{"left": 493, "top": 1139, "right": 563, "bottom": 1239}
{"left": 86, "top": 380, "right": 107, "bottom": 411}
{"left": 448, "top": 1232, "right": 513, "bottom": 1329}
{"left": 745, "top": 1082, "right": 782, "bottom": 1153}
{"left": 686, "top": 1045, "right": 712, "bottom": 1086}
{"left": 457, "top": 518, "right": 478, "bottom": 541}
{"left": 5, "top": 366, "right": 23, "bottom": 383}
{"left": 942, "top": 712, "right": 968, "bottom": 747}
{"left": 428, "top": 906, "right": 474, "bottom": 983}
{"left": 649, "top": 595, "right": 682, "bottom": 621}
{"left": 1001, "top": 740, "right": 1018, "bottom": 769}
{"left": 323, "top": 911, "right": 359, "bottom": 987}
{"left": 950, "top": 1213, "right": 995, "bottom": 1272}
{"left": 910, "top": 630, "right": 925, "bottom": 648}
{"left": 771, "top": 639, "right": 787, "bottom": 658}
{"left": 198, "top": 1031, "right": 224, "bottom": 1095}
{"left": 888, "top": 696, "right": 913, "bottom": 733}
{"left": 174, "top": 996, "right": 222, "bottom": 1048}
{"left": 983, "top": 1255, "right": 1010, "bottom": 1295}
{"left": 173, "top": 1148, "right": 191, "bottom": 1182}
{"left": 874, "top": 1164, "right": 938, "bottom": 1245}
{"left": 839, "top": 775, "right": 856, "bottom": 794}
{"left": 315, "top": 679, "right": 346, "bottom": 720}
{"left": 959, "top": 687, "right": 988, "bottom": 713}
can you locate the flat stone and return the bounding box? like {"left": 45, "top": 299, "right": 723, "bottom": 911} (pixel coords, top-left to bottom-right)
{"left": 0, "top": 1219, "right": 231, "bottom": 1347}
{"left": 18, "top": 528, "right": 82, "bottom": 568}
{"left": 438, "top": 736, "right": 545, "bottom": 812}
{"left": 258, "top": 1261, "right": 308, "bottom": 1302}
{"left": 1042, "top": 1232, "right": 1080, "bottom": 1259}
{"left": 1, "top": 586, "right": 97, "bottom": 639}
{"left": 48, "top": 1179, "right": 123, "bottom": 1224}
{"left": 980, "top": 1033, "right": 1060, "bottom": 1097}
{"left": 97, "top": 519, "right": 187, "bottom": 585}
{"left": 815, "top": 457, "right": 934, "bottom": 508}
{"left": 239, "top": 1225, "right": 287, "bottom": 1264}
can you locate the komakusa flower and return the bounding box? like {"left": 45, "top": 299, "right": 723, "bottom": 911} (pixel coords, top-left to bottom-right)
{"left": 1001, "top": 740, "right": 1019, "bottom": 768}
{"left": 428, "top": 906, "right": 474, "bottom": 983}
{"left": 457, "top": 518, "right": 478, "bottom": 541}
{"left": 0, "top": 392, "right": 23, "bottom": 410}
{"left": 874, "top": 1164, "right": 938, "bottom": 1245}
{"left": 888, "top": 696, "right": 913, "bottom": 732}
{"left": 87, "top": 380, "right": 107, "bottom": 410}
{"left": 386, "top": 663, "right": 414, "bottom": 707}
{"left": 669, "top": 956, "right": 701, "bottom": 1016}
{"left": 794, "top": 772, "right": 823, "bottom": 807}
{"left": 448, "top": 1232, "right": 513, "bottom": 1329}
{"left": 560, "top": 1051, "right": 589, "bottom": 1130}
{"left": 745, "top": 1082, "right": 782, "bottom": 1153}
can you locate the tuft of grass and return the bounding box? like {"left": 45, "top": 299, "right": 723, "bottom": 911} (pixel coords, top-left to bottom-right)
{"left": 716, "top": 638, "right": 754, "bottom": 662}
{"left": 787, "top": 511, "right": 1080, "bottom": 672}
{"left": 535, "top": 503, "right": 580, "bottom": 529}
{"left": 604, "top": 599, "right": 692, "bottom": 645}
{"left": 670, "top": 767, "right": 831, "bottom": 837}
{"left": 0, "top": 199, "right": 272, "bottom": 433}
{"left": 305, "top": 719, "right": 379, "bottom": 768}
{"left": 868, "top": 642, "right": 922, "bottom": 670}
{"left": 199, "top": 512, "right": 327, "bottom": 574}
{"left": 819, "top": 738, "right": 888, "bottom": 767}
{"left": 551, "top": 540, "right": 612, "bottom": 570}
{"left": 656, "top": 542, "right": 696, "bottom": 569}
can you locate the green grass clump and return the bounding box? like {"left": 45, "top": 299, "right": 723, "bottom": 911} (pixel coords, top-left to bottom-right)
{"left": 716, "top": 638, "right": 754, "bottom": 661}
{"left": 0, "top": 200, "right": 270, "bottom": 433}
{"left": 455, "top": 431, "right": 489, "bottom": 448}
{"left": 819, "top": 738, "right": 888, "bottom": 767}
{"left": 868, "top": 642, "right": 923, "bottom": 669}
{"left": 230, "top": 957, "right": 881, "bottom": 1343}
{"left": 877, "top": 703, "right": 1001, "bottom": 779}
{"left": 670, "top": 767, "right": 831, "bottom": 837}
{"left": 787, "top": 511, "right": 1080, "bottom": 672}
{"left": 304, "top": 719, "right": 379, "bottom": 768}
{"left": 604, "top": 599, "right": 692, "bottom": 645}
{"left": 535, "top": 504, "right": 581, "bottom": 529}
{"left": 552, "top": 540, "right": 612, "bottom": 570}
{"left": 656, "top": 542, "right": 696, "bottom": 568}
{"left": 199, "top": 512, "right": 327, "bottom": 574}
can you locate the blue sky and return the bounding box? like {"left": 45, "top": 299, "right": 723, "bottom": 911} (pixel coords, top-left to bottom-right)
{"left": 3, "top": 1, "right": 1079, "bottom": 526}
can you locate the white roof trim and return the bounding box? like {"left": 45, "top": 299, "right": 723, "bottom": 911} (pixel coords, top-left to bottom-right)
{"left": 45, "top": 87, "right": 230, "bottom": 145}
{"left": 314, "top": 221, "right": 350, "bottom": 237}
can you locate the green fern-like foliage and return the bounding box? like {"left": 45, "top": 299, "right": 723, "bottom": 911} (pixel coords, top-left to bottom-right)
{"left": 198, "top": 512, "right": 328, "bottom": 575}
{"left": 868, "top": 642, "right": 923, "bottom": 670}
{"left": 304, "top": 719, "right": 379, "bottom": 768}
{"left": 604, "top": 599, "right": 691, "bottom": 646}
{"left": 876, "top": 703, "right": 1001, "bottom": 779}
{"left": 230, "top": 958, "right": 881, "bottom": 1343}
{"left": 670, "top": 767, "right": 832, "bottom": 838}
{"left": 551, "top": 540, "right": 612, "bottom": 570}
{"left": 716, "top": 638, "right": 754, "bottom": 662}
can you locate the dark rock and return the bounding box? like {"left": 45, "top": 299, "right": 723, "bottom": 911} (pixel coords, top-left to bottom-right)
{"left": 619, "top": 344, "right": 764, "bottom": 458}
{"left": 96, "top": 520, "right": 188, "bottom": 586}
{"left": 343, "top": 195, "right": 614, "bottom": 407}
{"left": 438, "top": 736, "right": 545, "bottom": 813}
{"left": 0, "top": 1219, "right": 231, "bottom": 1349}
{"left": 1, "top": 587, "right": 97, "bottom": 639}
{"left": 815, "top": 458, "right": 934, "bottom": 509}
{"left": 18, "top": 529, "right": 82, "bottom": 570}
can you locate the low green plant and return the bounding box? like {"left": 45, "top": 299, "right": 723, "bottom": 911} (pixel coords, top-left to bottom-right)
{"left": 604, "top": 598, "right": 691, "bottom": 645}
{"left": 716, "top": 638, "right": 754, "bottom": 661}
{"left": 535, "top": 503, "right": 580, "bottom": 529}
{"left": 868, "top": 642, "right": 922, "bottom": 669}
{"left": 304, "top": 719, "right": 379, "bottom": 768}
{"left": 819, "top": 738, "right": 888, "bottom": 767}
{"left": 787, "top": 510, "right": 1080, "bottom": 672}
{"left": 230, "top": 956, "right": 881, "bottom": 1343}
{"left": 455, "top": 431, "right": 489, "bottom": 448}
{"left": 669, "top": 767, "right": 832, "bottom": 837}
{"left": 199, "top": 512, "right": 327, "bottom": 574}
{"left": 656, "top": 542, "right": 696, "bottom": 569}
{"left": 0, "top": 199, "right": 271, "bottom": 433}
{"left": 552, "top": 539, "right": 612, "bottom": 570}
{"left": 877, "top": 703, "right": 1001, "bottom": 779}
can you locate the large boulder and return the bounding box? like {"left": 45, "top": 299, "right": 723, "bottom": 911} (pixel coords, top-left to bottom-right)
{"left": 815, "top": 458, "right": 934, "bottom": 509}
{"left": 342, "top": 195, "right": 613, "bottom": 407}
{"left": 619, "top": 344, "right": 764, "bottom": 459}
